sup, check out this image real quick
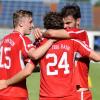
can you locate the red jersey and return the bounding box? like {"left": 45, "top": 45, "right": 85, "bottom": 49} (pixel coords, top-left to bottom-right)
{"left": 0, "top": 31, "right": 34, "bottom": 97}
{"left": 39, "top": 38, "right": 91, "bottom": 97}
{"left": 66, "top": 28, "right": 90, "bottom": 88}
{"left": 66, "top": 28, "right": 89, "bottom": 45}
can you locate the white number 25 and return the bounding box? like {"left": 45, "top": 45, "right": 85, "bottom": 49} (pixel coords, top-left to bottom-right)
{"left": 46, "top": 52, "right": 69, "bottom": 75}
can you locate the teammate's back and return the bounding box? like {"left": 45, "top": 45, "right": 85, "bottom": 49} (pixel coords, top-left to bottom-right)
{"left": 39, "top": 38, "right": 90, "bottom": 97}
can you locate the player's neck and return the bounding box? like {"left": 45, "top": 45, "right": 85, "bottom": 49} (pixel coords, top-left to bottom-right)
{"left": 14, "top": 27, "right": 24, "bottom": 36}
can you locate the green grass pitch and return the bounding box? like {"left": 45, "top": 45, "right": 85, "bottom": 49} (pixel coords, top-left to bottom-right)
{"left": 27, "top": 63, "right": 100, "bottom": 100}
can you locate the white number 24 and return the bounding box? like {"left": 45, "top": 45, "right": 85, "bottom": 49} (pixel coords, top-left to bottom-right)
{"left": 46, "top": 52, "right": 70, "bottom": 75}
{"left": 0, "top": 46, "right": 11, "bottom": 69}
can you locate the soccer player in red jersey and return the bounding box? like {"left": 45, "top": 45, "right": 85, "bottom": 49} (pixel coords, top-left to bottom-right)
{"left": 0, "top": 11, "right": 100, "bottom": 100}
{"left": 40, "top": 4, "right": 92, "bottom": 100}
{"left": 34, "top": 12, "right": 100, "bottom": 100}
{"left": 0, "top": 10, "right": 55, "bottom": 100}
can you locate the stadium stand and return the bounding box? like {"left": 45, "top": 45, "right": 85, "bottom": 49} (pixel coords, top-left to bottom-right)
{"left": 0, "top": 0, "right": 93, "bottom": 29}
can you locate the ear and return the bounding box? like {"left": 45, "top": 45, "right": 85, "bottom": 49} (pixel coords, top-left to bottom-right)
{"left": 76, "top": 18, "right": 81, "bottom": 28}
{"left": 63, "top": 18, "right": 65, "bottom": 22}
{"left": 17, "top": 21, "right": 23, "bottom": 28}
{"left": 19, "top": 22, "right": 23, "bottom": 27}
{"left": 18, "top": 18, "right": 24, "bottom": 27}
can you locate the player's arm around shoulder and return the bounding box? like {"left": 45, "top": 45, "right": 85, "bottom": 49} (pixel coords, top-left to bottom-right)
{"left": 33, "top": 28, "right": 69, "bottom": 39}
{"left": 43, "top": 29, "right": 70, "bottom": 39}
{"left": 28, "top": 39, "right": 56, "bottom": 60}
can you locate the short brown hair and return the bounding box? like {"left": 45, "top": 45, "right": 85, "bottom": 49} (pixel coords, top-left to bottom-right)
{"left": 44, "top": 12, "right": 64, "bottom": 29}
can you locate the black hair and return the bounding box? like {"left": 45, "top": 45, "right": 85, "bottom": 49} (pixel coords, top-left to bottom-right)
{"left": 61, "top": 3, "right": 81, "bottom": 19}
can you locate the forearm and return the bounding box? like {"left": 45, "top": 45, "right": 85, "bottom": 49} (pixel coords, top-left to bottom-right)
{"left": 7, "top": 63, "right": 34, "bottom": 86}
{"left": 43, "top": 29, "right": 87, "bottom": 41}
{"left": 89, "top": 50, "right": 100, "bottom": 62}
{"left": 7, "top": 70, "right": 27, "bottom": 86}
{"left": 43, "top": 29, "right": 70, "bottom": 39}
{"left": 29, "top": 39, "right": 55, "bottom": 60}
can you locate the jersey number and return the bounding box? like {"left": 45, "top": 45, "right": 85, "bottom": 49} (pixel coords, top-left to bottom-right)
{"left": 0, "top": 46, "right": 11, "bottom": 69}
{"left": 46, "top": 52, "right": 69, "bottom": 75}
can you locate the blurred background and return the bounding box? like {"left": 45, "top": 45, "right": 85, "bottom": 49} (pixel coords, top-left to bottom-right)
{"left": 0, "top": 0, "right": 97, "bottom": 29}
{"left": 0, "top": 0, "right": 100, "bottom": 50}
{"left": 0, "top": 0, "right": 100, "bottom": 100}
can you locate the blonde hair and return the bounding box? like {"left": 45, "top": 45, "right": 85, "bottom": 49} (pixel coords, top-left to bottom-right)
{"left": 13, "top": 10, "right": 33, "bottom": 28}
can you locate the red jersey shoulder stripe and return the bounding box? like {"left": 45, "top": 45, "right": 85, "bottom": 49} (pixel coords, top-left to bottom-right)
{"left": 67, "top": 30, "right": 85, "bottom": 34}
{"left": 72, "top": 39, "right": 91, "bottom": 51}
{"left": 19, "top": 34, "right": 28, "bottom": 53}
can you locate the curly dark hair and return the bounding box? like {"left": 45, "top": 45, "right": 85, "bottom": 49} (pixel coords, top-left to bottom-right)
{"left": 43, "top": 12, "right": 64, "bottom": 29}
{"left": 61, "top": 3, "right": 81, "bottom": 19}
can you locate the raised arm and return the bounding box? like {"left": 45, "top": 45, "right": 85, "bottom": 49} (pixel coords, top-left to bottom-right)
{"left": 43, "top": 29, "right": 70, "bottom": 39}
{"left": 43, "top": 29, "right": 87, "bottom": 41}
{"left": 33, "top": 28, "right": 70, "bottom": 39}
{"left": 33, "top": 28, "right": 87, "bottom": 41}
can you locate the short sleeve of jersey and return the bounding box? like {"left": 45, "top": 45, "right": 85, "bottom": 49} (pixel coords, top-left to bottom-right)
{"left": 65, "top": 28, "right": 89, "bottom": 45}
{"left": 20, "top": 36, "right": 35, "bottom": 57}
{"left": 73, "top": 39, "right": 91, "bottom": 57}
{"left": 23, "top": 36, "right": 35, "bottom": 50}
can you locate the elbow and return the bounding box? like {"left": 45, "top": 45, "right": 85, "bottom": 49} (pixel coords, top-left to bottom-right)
{"left": 31, "top": 53, "right": 39, "bottom": 60}
{"left": 29, "top": 52, "right": 39, "bottom": 60}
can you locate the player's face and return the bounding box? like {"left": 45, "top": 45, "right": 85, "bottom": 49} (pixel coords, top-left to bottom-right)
{"left": 21, "top": 17, "right": 34, "bottom": 35}
{"left": 63, "top": 15, "right": 80, "bottom": 29}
